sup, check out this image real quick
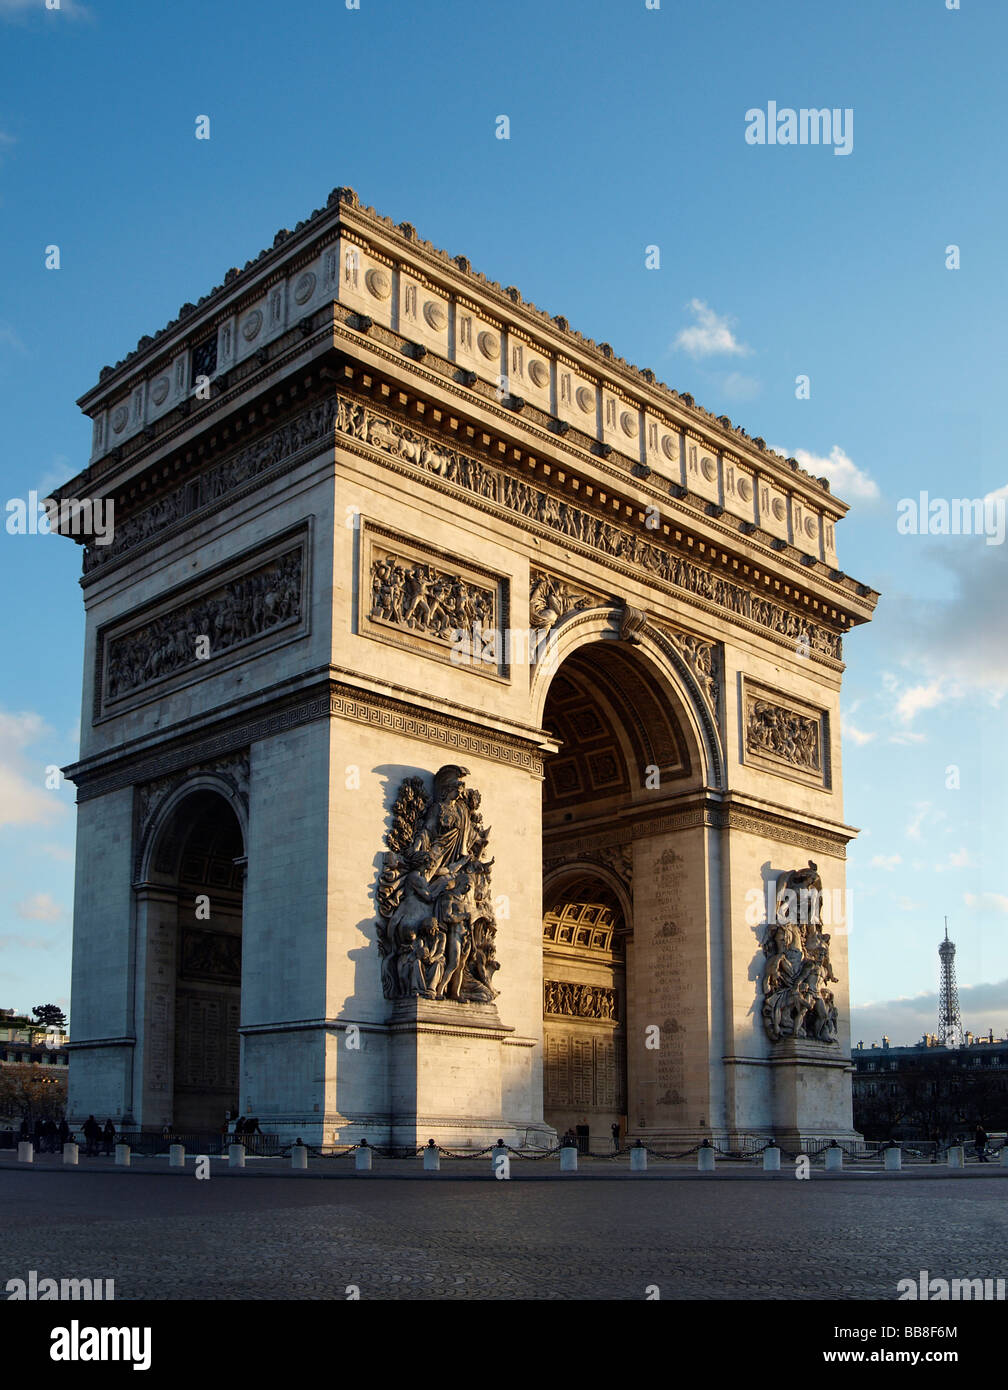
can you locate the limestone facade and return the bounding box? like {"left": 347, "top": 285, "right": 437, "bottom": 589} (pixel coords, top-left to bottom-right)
{"left": 57, "top": 187, "right": 877, "bottom": 1148}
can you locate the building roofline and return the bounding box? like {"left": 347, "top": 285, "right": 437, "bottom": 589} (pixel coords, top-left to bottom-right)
{"left": 75, "top": 186, "right": 848, "bottom": 515}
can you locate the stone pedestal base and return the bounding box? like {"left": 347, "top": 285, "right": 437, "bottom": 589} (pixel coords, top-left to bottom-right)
{"left": 769, "top": 1038, "right": 858, "bottom": 1149}
{"left": 388, "top": 997, "right": 543, "bottom": 1149}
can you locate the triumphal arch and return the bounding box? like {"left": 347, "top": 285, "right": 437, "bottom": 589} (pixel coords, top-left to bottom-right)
{"left": 57, "top": 187, "right": 877, "bottom": 1150}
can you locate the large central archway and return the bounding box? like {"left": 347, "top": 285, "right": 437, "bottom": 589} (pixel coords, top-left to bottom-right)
{"left": 539, "top": 625, "right": 714, "bottom": 1146}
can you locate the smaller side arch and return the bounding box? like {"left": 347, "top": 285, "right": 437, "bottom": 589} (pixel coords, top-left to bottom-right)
{"left": 544, "top": 860, "right": 633, "bottom": 930}
{"left": 136, "top": 773, "right": 249, "bottom": 885}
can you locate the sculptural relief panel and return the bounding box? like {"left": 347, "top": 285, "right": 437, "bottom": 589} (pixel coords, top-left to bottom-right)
{"left": 86, "top": 386, "right": 844, "bottom": 667}
{"left": 98, "top": 531, "right": 307, "bottom": 718}
{"left": 741, "top": 678, "right": 830, "bottom": 789}
{"left": 360, "top": 521, "right": 509, "bottom": 678}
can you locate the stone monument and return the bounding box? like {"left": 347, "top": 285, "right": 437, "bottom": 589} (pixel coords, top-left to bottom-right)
{"left": 52, "top": 186, "right": 877, "bottom": 1149}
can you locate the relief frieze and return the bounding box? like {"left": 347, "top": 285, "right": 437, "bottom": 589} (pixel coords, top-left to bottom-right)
{"left": 370, "top": 548, "right": 496, "bottom": 649}
{"left": 103, "top": 547, "right": 302, "bottom": 705}
{"left": 88, "top": 387, "right": 842, "bottom": 663}
{"left": 361, "top": 525, "right": 507, "bottom": 677}
{"left": 544, "top": 979, "right": 618, "bottom": 1021}
{"left": 745, "top": 691, "right": 823, "bottom": 777}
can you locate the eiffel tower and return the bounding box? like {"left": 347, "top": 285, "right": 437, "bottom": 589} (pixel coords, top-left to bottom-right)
{"left": 938, "top": 918, "right": 964, "bottom": 1049}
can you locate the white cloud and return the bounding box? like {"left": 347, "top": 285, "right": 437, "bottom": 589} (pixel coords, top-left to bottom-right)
{"left": 15, "top": 892, "right": 67, "bottom": 922}
{"left": 673, "top": 300, "right": 750, "bottom": 358}
{"left": 719, "top": 371, "right": 761, "bottom": 403}
{"left": 850, "top": 978, "right": 1008, "bottom": 1047}
{"left": 39, "top": 842, "right": 73, "bottom": 863}
{"left": 870, "top": 854, "right": 902, "bottom": 871}
{"left": 964, "top": 891, "right": 1008, "bottom": 915}
{"left": 905, "top": 803, "right": 930, "bottom": 841}
{"left": 0, "top": 321, "right": 28, "bottom": 355}
{"left": 33, "top": 455, "right": 72, "bottom": 498}
{"left": 775, "top": 445, "right": 879, "bottom": 503}
{"left": 881, "top": 541, "right": 1008, "bottom": 706}
{"left": 894, "top": 678, "right": 950, "bottom": 724}
{"left": 895, "top": 896, "right": 925, "bottom": 911}
{"left": 842, "top": 717, "right": 876, "bottom": 746}
{"left": 0, "top": 710, "right": 67, "bottom": 830}
{"left": 947, "top": 848, "right": 974, "bottom": 868}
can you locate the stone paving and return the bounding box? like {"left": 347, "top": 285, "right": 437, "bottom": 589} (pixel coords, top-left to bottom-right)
{"left": 2, "top": 1158, "right": 1007, "bottom": 1299}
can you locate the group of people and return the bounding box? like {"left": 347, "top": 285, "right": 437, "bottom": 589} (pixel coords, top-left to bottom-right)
{"left": 226, "top": 1116, "right": 262, "bottom": 1138}
{"left": 81, "top": 1115, "right": 117, "bottom": 1156}
{"left": 17, "top": 1114, "right": 116, "bottom": 1156}
{"left": 18, "top": 1116, "right": 70, "bottom": 1153}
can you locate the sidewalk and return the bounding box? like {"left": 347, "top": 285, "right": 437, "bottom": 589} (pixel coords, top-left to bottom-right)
{"left": 3, "top": 1152, "right": 1007, "bottom": 1180}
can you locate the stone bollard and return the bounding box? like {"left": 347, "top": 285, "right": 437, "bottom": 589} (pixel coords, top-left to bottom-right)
{"left": 825, "top": 1142, "right": 843, "bottom": 1172}
{"left": 63, "top": 1142, "right": 79, "bottom": 1166}
{"left": 228, "top": 1143, "right": 245, "bottom": 1169}
{"left": 697, "top": 1140, "right": 716, "bottom": 1173}
{"left": 291, "top": 1141, "right": 308, "bottom": 1170}
{"left": 630, "top": 1141, "right": 647, "bottom": 1173}
{"left": 560, "top": 1144, "right": 578, "bottom": 1173}
{"left": 883, "top": 1144, "right": 902, "bottom": 1172}
{"left": 169, "top": 1143, "right": 185, "bottom": 1168}
{"left": 17, "top": 1141, "right": 33, "bottom": 1164}
{"left": 423, "top": 1139, "right": 440, "bottom": 1172}
{"left": 947, "top": 1145, "right": 964, "bottom": 1169}
{"left": 115, "top": 1143, "right": 130, "bottom": 1167}
{"left": 1001, "top": 1146, "right": 1008, "bottom": 1169}
{"left": 354, "top": 1140, "right": 372, "bottom": 1172}
{"left": 763, "top": 1145, "right": 781, "bottom": 1171}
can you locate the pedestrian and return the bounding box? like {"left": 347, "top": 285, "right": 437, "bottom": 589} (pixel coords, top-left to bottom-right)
{"left": 975, "top": 1122, "right": 989, "bottom": 1163}
{"left": 18, "top": 1117, "right": 29, "bottom": 1143}
{"left": 102, "top": 1119, "right": 116, "bottom": 1157}
{"left": 83, "top": 1114, "right": 101, "bottom": 1157}
{"left": 611, "top": 1121, "right": 620, "bottom": 1154}
{"left": 58, "top": 1117, "right": 69, "bottom": 1147}
{"left": 42, "top": 1118, "right": 56, "bottom": 1154}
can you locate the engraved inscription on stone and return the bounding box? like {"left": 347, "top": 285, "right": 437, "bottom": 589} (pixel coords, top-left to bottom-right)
{"left": 544, "top": 1034, "right": 625, "bottom": 1111}
{"left": 649, "top": 850, "right": 692, "bottom": 1110}
{"left": 173, "top": 991, "right": 240, "bottom": 1092}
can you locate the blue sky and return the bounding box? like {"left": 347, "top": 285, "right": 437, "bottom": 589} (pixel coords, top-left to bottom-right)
{"left": 0, "top": 0, "right": 1005, "bottom": 1043}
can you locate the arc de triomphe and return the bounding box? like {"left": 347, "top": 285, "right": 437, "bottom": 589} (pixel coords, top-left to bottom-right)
{"left": 55, "top": 186, "right": 877, "bottom": 1150}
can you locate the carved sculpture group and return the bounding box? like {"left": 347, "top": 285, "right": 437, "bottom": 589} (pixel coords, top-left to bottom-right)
{"left": 376, "top": 765, "right": 500, "bottom": 1004}
{"left": 89, "top": 388, "right": 841, "bottom": 664}
{"left": 370, "top": 551, "right": 494, "bottom": 647}
{"left": 746, "top": 698, "right": 820, "bottom": 771}
{"left": 106, "top": 551, "right": 301, "bottom": 699}
{"left": 544, "top": 980, "right": 617, "bottom": 1021}
{"left": 762, "top": 861, "right": 839, "bottom": 1044}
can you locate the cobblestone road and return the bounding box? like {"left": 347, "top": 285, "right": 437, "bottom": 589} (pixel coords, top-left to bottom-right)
{"left": 3, "top": 1161, "right": 1006, "bottom": 1300}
